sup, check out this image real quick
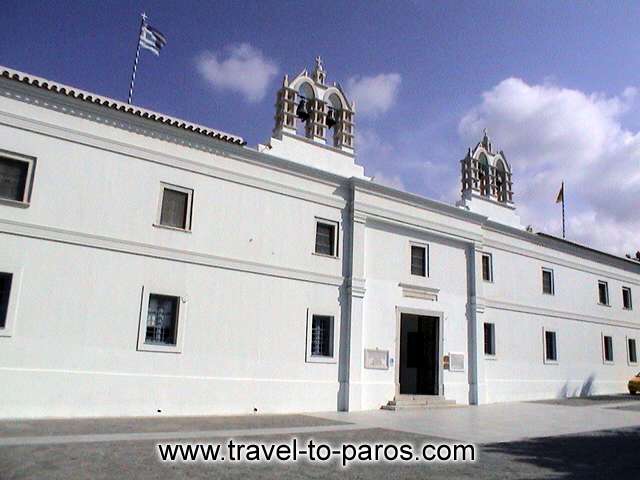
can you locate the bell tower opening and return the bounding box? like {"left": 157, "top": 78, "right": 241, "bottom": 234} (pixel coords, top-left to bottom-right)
{"left": 457, "top": 130, "right": 522, "bottom": 228}
{"left": 264, "top": 57, "right": 365, "bottom": 179}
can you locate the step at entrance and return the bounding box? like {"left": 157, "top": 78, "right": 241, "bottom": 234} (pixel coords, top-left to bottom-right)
{"left": 381, "top": 396, "right": 457, "bottom": 411}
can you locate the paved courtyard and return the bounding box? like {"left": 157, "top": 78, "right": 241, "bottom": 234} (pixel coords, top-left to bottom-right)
{"left": 1, "top": 395, "right": 640, "bottom": 479}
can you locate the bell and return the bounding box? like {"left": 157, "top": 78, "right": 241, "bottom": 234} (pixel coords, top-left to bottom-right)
{"left": 326, "top": 109, "right": 337, "bottom": 129}
{"left": 296, "top": 99, "right": 309, "bottom": 122}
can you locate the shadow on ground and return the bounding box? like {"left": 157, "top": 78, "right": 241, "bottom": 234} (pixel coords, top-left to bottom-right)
{"left": 483, "top": 425, "right": 640, "bottom": 479}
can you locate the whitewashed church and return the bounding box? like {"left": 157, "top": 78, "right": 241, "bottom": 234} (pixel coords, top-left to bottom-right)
{"left": 0, "top": 59, "right": 639, "bottom": 418}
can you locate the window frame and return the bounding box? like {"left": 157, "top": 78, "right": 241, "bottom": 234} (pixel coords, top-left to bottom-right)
{"left": 409, "top": 241, "right": 429, "bottom": 278}
{"left": 136, "top": 285, "right": 187, "bottom": 353}
{"left": 481, "top": 253, "right": 493, "bottom": 283}
{"left": 0, "top": 263, "right": 23, "bottom": 337}
{"left": 483, "top": 322, "right": 496, "bottom": 358}
{"left": 313, "top": 218, "right": 339, "bottom": 258}
{"left": 622, "top": 286, "right": 633, "bottom": 310}
{"left": 154, "top": 182, "right": 194, "bottom": 232}
{"left": 543, "top": 328, "right": 558, "bottom": 364}
{"left": 602, "top": 333, "right": 614, "bottom": 364}
{"left": 627, "top": 336, "right": 638, "bottom": 366}
{"left": 541, "top": 268, "right": 555, "bottom": 295}
{"left": 305, "top": 308, "right": 338, "bottom": 364}
{"left": 0, "top": 149, "right": 37, "bottom": 207}
{"left": 597, "top": 281, "right": 610, "bottom": 306}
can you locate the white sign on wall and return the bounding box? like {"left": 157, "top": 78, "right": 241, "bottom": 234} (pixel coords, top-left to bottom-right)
{"left": 364, "top": 349, "right": 389, "bottom": 370}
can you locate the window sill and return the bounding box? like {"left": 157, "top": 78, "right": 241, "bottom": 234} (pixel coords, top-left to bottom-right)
{"left": 484, "top": 354, "right": 497, "bottom": 361}
{"left": 0, "top": 198, "right": 30, "bottom": 208}
{"left": 137, "top": 342, "right": 182, "bottom": 354}
{"left": 543, "top": 359, "right": 559, "bottom": 365}
{"left": 482, "top": 279, "right": 494, "bottom": 284}
{"left": 153, "top": 223, "right": 192, "bottom": 233}
{"left": 597, "top": 303, "right": 611, "bottom": 308}
{"left": 542, "top": 292, "right": 555, "bottom": 296}
{"left": 312, "top": 252, "right": 339, "bottom": 260}
{"left": 306, "top": 355, "right": 337, "bottom": 364}
{"left": 603, "top": 360, "right": 615, "bottom": 365}
{"left": 623, "top": 307, "right": 633, "bottom": 311}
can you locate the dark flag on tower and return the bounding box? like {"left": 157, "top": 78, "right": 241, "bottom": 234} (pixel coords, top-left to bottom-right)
{"left": 556, "top": 182, "right": 566, "bottom": 239}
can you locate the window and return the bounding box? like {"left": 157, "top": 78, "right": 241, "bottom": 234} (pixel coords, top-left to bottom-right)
{"left": 598, "top": 281, "right": 609, "bottom": 306}
{"left": 137, "top": 287, "right": 186, "bottom": 353}
{"left": 603, "top": 335, "right": 614, "bottom": 363}
{"left": 156, "top": 183, "right": 193, "bottom": 231}
{"left": 311, "top": 315, "right": 334, "bottom": 357}
{"left": 544, "top": 330, "right": 557, "bottom": 362}
{"left": 410, "top": 244, "right": 427, "bottom": 277}
{"left": 484, "top": 322, "right": 495, "bottom": 356}
{"left": 623, "top": 287, "right": 633, "bottom": 310}
{"left": 0, "top": 151, "right": 36, "bottom": 205}
{"left": 0, "top": 272, "right": 12, "bottom": 329}
{"left": 628, "top": 338, "right": 638, "bottom": 364}
{"left": 481, "top": 253, "right": 493, "bottom": 282}
{"left": 314, "top": 219, "right": 338, "bottom": 257}
{"left": 542, "top": 268, "right": 554, "bottom": 295}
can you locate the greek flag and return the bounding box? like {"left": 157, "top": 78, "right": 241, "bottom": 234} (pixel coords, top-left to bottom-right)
{"left": 139, "top": 23, "right": 167, "bottom": 56}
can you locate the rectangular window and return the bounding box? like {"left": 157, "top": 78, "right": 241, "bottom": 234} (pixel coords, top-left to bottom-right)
{"left": 598, "top": 281, "right": 609, "bottom": 306}
{"left": 484, "top": 322, "right": 495, "bottom": 356}
{"left": 628, "top": 338, "right": 637, "bottom": 364}
{"left": 544, "top": 330, "right": 557, "bottom": 362}
{"left": 542, "top": 268, "right": 554, "bottom": 295}
{"left": 157, "top": 184, "right": 193, "bottom": 231}
{"left": 314, "top": 220, "right": 337, "bottom": 257}
{"left": 410, "top": 245, "right": 427, "bottom": 277}
{"left": 623, "top": 287, "right": 633, "bottom": 310}
{"left": 0, "top": 272, "right": 13, "bottom": 329}
{"left": 0, "top": 152, "right": 36, "bottom": 204}
{"left": 311, "top": 315, "right": 334, "bottom": 358}
{"left": 481, "top": 253, "right": 493, "bottom": 282}
{"left": 145, "top": 294, "right": 179, "bottom": 346}
{"left": 603, "top": 335, "right": 614, "bottom": 363}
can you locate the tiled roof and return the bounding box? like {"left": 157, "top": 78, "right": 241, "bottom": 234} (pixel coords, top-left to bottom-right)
{"left": 0, "top": 65, "right": 246, "bottom": 146}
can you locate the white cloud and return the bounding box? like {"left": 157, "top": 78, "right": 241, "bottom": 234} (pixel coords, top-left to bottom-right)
{"left": 459, "top": 78, "right": 640, "bottom": 256}
{"left": 347, "top": 73, "right": 401, "bottom": 116}
{"left": 372, "top": 172, "right": 406, "bottom": 191}
{"left": 196, "top": 43, "right": 278, "bottom": 103}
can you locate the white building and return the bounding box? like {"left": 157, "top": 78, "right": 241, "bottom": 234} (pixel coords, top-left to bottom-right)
{"left": 0, "top": 60, "right": 639, "bottom": 419}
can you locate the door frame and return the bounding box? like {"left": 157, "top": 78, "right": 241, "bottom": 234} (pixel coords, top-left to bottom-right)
{"left": 394, "top": 306, "right": 444, "bottom": 398}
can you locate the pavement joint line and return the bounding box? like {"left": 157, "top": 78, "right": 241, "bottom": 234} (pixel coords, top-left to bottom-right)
{"left": 0, "top": 424, "right": 370, "bottom": 447}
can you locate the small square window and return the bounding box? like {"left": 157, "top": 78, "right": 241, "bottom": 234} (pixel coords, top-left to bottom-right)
{"left": 0, "top": 272, "right": 13, "bottom": 329}
{"left": 411, "top": 245, "right": 427, "bottom": 277}
{"left": 603, "top": 335, "right": 614, "bottom": 363}
{"left": 481, "top": 253, "right": 493, "bottom": 282}
{"left": 544, "top": 330, "right": 557, "bottom": 362}
{"left": 542, "top": 269, "right": 554, "bottom": 295}
{"left": 628, "top": 338, "right": 637, "bottom": 364}
{"left": 0, "top": 152, "right": 36, "bottom": 205}
{"left": 137, "top": 287, "right": 186, "bottom": 353}
{"left": 306, "top": 311, "right": 337, "bottom": 363}
{"left": 484, "top": 322, "right": 495, "bottom": 356}
{"left": 623, "top": 287, "right": 633, "bottom": 310}
{"left": 156, "top": 184, "right": 193, "bottom": 231}
{"left": 145, "top": 294, "right": 179, "bottom": 346}
{"left": 314, "top": 220, "right": 338, "bottom": 257}
{"left": 598, "top": 281, "right": 609, "bottom": 306}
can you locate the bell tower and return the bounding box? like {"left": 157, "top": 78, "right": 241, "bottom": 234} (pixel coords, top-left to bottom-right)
{"left": 457, "top": 130, "right": 522, "bottom": 228}
{"left": 265, "top": 57, "right": 364, "bottom": 178}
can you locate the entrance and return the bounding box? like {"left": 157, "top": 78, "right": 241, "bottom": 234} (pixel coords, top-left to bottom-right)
{"left": 398, "top": 313, "right": 439, "bottom": 395}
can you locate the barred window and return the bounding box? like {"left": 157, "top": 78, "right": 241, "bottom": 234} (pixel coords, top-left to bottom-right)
{"left": 145, "top": 294, "right": 179, "bottom": 346}
{"left": 542, "top": 268, "right": 554, "bottom": 295}
{"left": 311, "top": 315, "right": 334, "bottom": 357}
{"left": 545, "top": 330, "right": 557, "bottom": 362}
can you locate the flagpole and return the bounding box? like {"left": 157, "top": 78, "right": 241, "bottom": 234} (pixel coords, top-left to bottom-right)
{"left": 561, "top": 181, "right": 566, "bottom": 239}
{"left": 127, "top": 13, "right": 146, "bottom": 105}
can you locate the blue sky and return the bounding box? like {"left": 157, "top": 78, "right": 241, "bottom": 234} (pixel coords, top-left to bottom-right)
{"left": 3, "top": 1, "right": 639, "bottom": 255}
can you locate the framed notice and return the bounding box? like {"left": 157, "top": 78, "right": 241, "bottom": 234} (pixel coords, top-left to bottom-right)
{"left": 364, "top": 349, "right": 389, "bottom": 370}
